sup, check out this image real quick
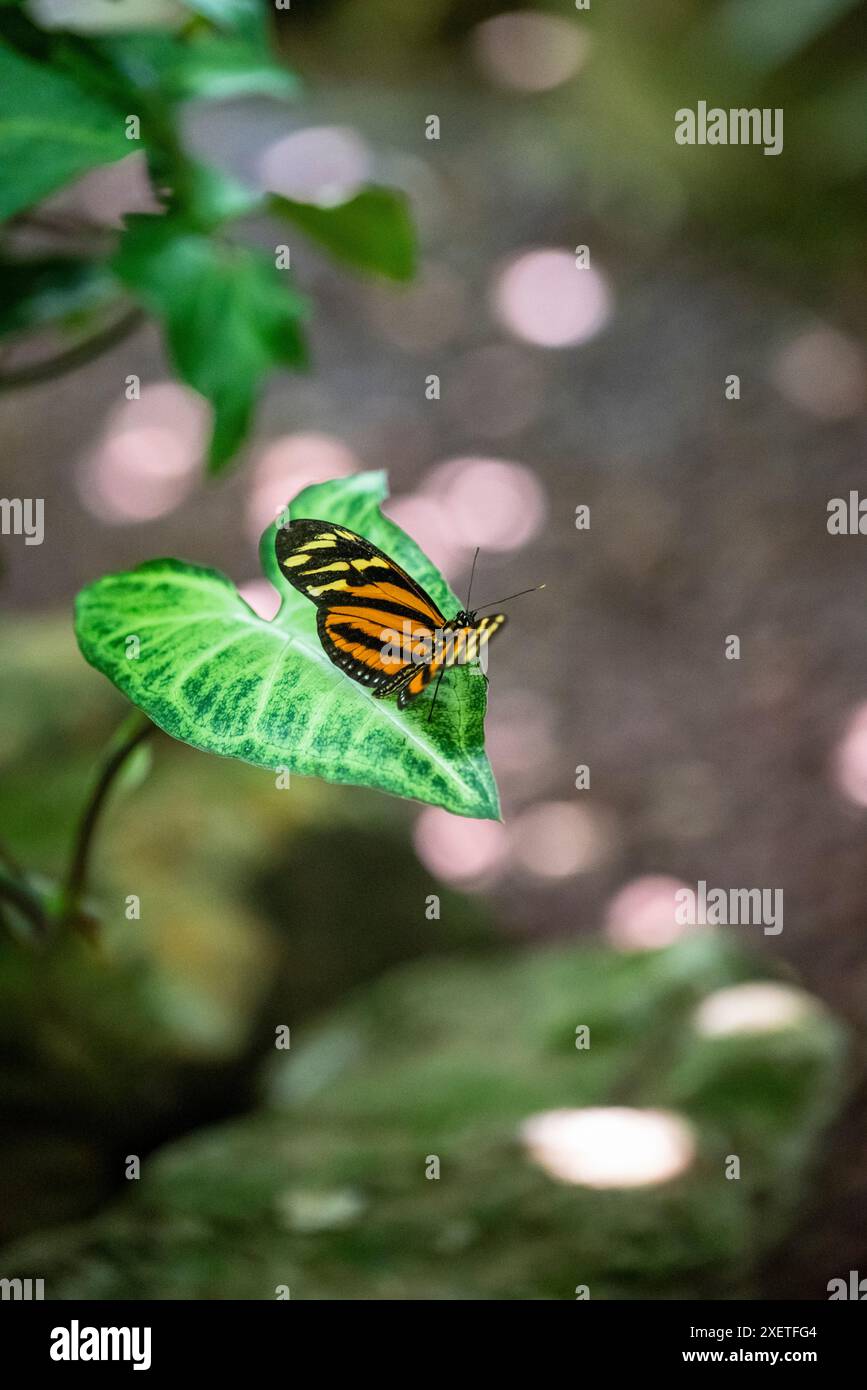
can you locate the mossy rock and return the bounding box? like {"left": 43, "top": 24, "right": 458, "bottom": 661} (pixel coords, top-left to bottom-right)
{"left": 0, "top": 934, "right": 847, "bottom": 1299}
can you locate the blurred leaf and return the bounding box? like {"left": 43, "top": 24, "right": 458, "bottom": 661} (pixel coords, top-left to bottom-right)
{"left": 112, "top": 212, "right": 308, "bottom": 471}
{"left": 796, "top": 72, "right": 867, "bottom": 179}
{"left": 95, "top": 26, "right": 296, "bottom": 104}
{"left": 164, "top": 34, "right": 297, "bottom": 101}
{"left": 93, "top": 31, "right": 201, "bottom": 92}
{"left": 74, "top": 471, "right": 501, "bottom": 820}
{"left": 700, "top": 0, "right": 862, "bottom": 75}
{"left": 181, "top": 0, "right": 267, "bottom": 37}
{"left": 0, "top": 257, "right": 117, "bottom": 336}
{"left": 182, "top": 161, "right": 260, "bottom": 226}
{"left": 0, "top": 40, "right": 131, "bottom": 219}
{"left": 270, "top": 186, "right": 416, "bottom": 282}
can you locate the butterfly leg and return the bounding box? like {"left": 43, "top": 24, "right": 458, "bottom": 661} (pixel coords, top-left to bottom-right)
{"left": 426, "top": 665, "right": 447, "bottom": 723}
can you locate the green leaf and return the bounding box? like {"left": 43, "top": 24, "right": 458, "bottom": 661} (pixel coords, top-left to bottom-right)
{"left": 181, "top": 0, "right": 263, "bottom": 31}
{"left": 164, "top": 36, "right": 298, "bottom": 101}
{"left": 270, "top": 186, "right": 416, "bottom": 282}
{"left": 112, "top": 212, "right": 308, "bottom": 472}
{"left": 181, "top": 161, "right": 262, "bottom": 226}
{"left": 95, "top": 28, "right": 297, "bottom": 104}
{"left": 0, "top": 257, "right": 117, "bottom": 336}
{"left": 74, "top": 471, "right": 501, "bottom": 820}
{"left": 0, "top": 40, "right": 132, "bottom": 219}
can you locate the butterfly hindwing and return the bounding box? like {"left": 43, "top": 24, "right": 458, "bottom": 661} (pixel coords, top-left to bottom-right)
{"left": 317, "top": 607, "right": 421, "bottom": 692}
{"left": 276, "top": 520, "right": 446, "bottom": 693}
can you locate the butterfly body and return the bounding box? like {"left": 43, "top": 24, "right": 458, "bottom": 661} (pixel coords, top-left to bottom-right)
{"left": 275, "top": 519, "right": 506, "bottom": 708}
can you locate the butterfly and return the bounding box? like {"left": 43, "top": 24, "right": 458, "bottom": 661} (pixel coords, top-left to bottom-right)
{"left": 275, "top": 519, "right": 539, "bottom": 715}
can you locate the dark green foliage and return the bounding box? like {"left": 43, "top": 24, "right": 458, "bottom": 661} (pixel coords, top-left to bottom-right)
{"left": 0, "top": 2, "right": 416, "bottom": 473}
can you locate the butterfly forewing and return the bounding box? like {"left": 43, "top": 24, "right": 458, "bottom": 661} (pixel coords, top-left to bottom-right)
{"left": 276, "top": 520, "right": 448, "bottom": 694}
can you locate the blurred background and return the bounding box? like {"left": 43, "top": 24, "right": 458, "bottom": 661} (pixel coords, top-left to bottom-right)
{"left": 1, "top": 0, "right": 867, "bottom": 1299}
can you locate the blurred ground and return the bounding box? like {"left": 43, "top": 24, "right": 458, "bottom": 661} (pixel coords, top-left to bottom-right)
{"left": 0, "top": 935, "right": 848, "bottom": 1300}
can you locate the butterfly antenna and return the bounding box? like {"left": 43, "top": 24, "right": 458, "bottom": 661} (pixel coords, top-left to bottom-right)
{"left": 473, "top": 583, "right": 546, "bottom": 612}
{"left": 465, "top": 546, "right": 480, "bottom": 612}
{"left": 427, "top": 666, "right": 447, "bottom": 723}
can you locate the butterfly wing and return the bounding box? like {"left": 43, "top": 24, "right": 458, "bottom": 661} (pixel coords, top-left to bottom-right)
{"left": 275, "top": 519, "right": 447, "bottom": 695}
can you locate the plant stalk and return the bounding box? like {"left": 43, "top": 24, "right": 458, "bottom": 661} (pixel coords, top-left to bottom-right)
{"left": 62, "top": 712, "right": 155, "bottom": 930}
{"left": 0, "top": 307, "right": 145, "bottom": 391}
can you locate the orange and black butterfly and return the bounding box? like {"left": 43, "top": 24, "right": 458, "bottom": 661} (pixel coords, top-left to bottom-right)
{"left": 275, "top": 520, "right": 529, "bottom": 714}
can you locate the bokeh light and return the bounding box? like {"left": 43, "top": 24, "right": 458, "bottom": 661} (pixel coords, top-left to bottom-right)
{"left": 492, "top": 249, "right": 612, "bottom": 348}
{"left": 832, "top": 703, "right": 867, "bottom": 808}
{"left": 605, "top": 876, "right": 696, "bottom": 951}
{"left": 257, "top": 126, "right": 371, "bottom": 207}
{"left": 472, "top": 12, "right": 589, "bottom": 93}
{"left": 521, "top": 1108, "right": 696, "bottom": 1189}
{"left": 413, "top": 807, "right": 508, "bottom": 886}
{"left": 78, "top": 382, "right": 206, "bottom": 524}
{"left": 383, "top": 492, "right": 468, "bottom": 577}
{"left": 247, "top": 433, "right": 358, "bottom": 540}
{"left": 509, "top": 801, "right": 614, "bottom": 879}
{"left": 694, "top": 983, "right": 815, "bottom": 1037}
{"left": 771, "top": 327, "right": 867, "bottom": 421}
{"left": 30, "top": 0, "right": 184, "bottom": 32}
{"left": 423, "top": 456, "right": 547, "bottom": 552}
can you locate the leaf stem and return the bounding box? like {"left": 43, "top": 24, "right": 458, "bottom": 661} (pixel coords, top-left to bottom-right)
{"left": 62, "top": 712, "right": 155, "bottom": 930}
{"left": 0, "top": 306, "right": 145, "bottom": 391}
{"left": 0, "top": 867, "right": 48, "bottom": 942}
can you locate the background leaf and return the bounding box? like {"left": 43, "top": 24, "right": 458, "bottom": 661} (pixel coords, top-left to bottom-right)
{"left": 181, "top": 0, "right": 265, "bottom": 35}
{"left": 112, "top": 212, "right": 309, "bottom": 472}
{"left": 270, "top": 187, "right": 416, "bottom": 281}
{"left": 93, "top": 27, "right": 296, "bottom": 104}
{"left": 0, "top": 40, "right": 131, "bottom": 218}
{"left": 74, "top": 472, "right": 501, "bottom": 820}
{"left": 162, "top": 35, "right": 298, "bottom": 101}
